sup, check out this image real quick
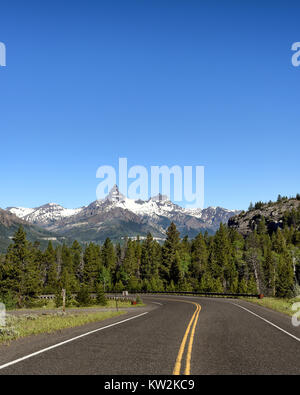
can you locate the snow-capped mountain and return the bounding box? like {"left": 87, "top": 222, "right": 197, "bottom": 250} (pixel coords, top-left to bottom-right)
{"left": 6, "top": 186, "right": 239, "bottom": 242}
{"left": 7, "top": 203, "right": 83, "bottom": 226}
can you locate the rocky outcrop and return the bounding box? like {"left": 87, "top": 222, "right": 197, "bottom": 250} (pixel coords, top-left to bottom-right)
{"left": 228, "top": 198, "right": 300, "bottom": 235}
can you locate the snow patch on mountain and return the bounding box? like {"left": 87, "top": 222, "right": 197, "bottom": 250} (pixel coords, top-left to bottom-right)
{"left": 7, "top": 203, "right": 83, "bottom": 226}
{"left": 7, "top": 207, "right": 35, "bottom": 218}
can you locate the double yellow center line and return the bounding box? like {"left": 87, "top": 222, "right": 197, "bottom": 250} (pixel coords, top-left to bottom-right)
{"left": 173, "top": 301, "right": 201, "bottom": 375}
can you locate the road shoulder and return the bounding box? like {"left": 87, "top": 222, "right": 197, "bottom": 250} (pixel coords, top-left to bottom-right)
{"left": 0, "top": 305, "right": 154, "bottom": 368}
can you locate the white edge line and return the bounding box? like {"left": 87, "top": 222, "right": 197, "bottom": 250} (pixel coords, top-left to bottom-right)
{"left": 0, "top": 312, "right": 148, "bottom": 371}
{"left": 232, "top": 303, "right": 300, "bottom": 342}
{"left": 151, "top": 302, "right": 163, "bottom": 306}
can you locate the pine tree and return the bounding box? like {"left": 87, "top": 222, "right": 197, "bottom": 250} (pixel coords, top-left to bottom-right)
{"left": 238, "top": 278, "right": 248, "bottom": 294}
{"left": 61, "top": 244, "right": 77, "bottom": 292}
{"left": 25, "top": 243, "right": 43, "bottom": 300}
{"left": 200, "top": 272, "right": 214, "bottom": 292}
{"left": 276, "top": 252, "right": 295, "bottom": 298}
{"left": 262, "top": 248, "right": 276, "bottom": 296}
{"left": 76, "top": 284, "right": 92, "bottom": 306}
{"left": 123, "top": 239, "right": 138, "bottom": 280}
{"left": 257, "top": 216, "right": 267, "bottom": 235}
{"left": 170, "top": 251, "right": 183, "bottom": 285}
{"left": 128, "top": 275, "right": 140, "bottom": 292}
{"left": 141, "top": 233, "right": 154, "bottom": 280}
{"left": 71, "top": 240, "right": 83, "bottom": 284}
{"left": 96, "top": 283, "right": 107, "bottom": 306}
{"left": 140, "top": 233, "right": 161, "bottom": 281}
{"left": 190, "top": 233, "right": 208, "bottom": 280}
{"left": 161, "top": 223, "right": 180, "bottom": 283}
{"left": 212, "top": 224, "right": 232, "bottom": 287}
{"left": 43, "top": 242, "right": 58, "bottom": 293}
{"left": 3, "top": 226, "right": 35, "bottom": 306}
{"left": 83, "top": 243, "right": 102, "bottom": 290}
{"left": 102, "top": 238, "right": 116, "bottom": 271}
{"left": 247, "top": 276, "right": 258, "bottom": 294}
{"left": 98, "top": 266, "right": 112, "bottom": 292}
{"left": 272, "top": 230, "right": 286, "bottom": 254}
{"left": 114, "top": 279, "right": 124, "bottom": 292}
{"left": 135, "top": 236, "right": 142, "bottom": 279}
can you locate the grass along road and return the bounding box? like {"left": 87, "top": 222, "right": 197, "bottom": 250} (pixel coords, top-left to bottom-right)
{"left": 7, "top": 299, "right": 144, "bottom": 312}
{"left": 0, "top": 311, "right": 126, "bottom": 344}
{"left": 243, "top": 296, "right": 300, "bottom": 317}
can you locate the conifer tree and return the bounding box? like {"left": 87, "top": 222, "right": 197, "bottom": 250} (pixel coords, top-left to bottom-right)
{"left": 76, "top": 284, "right": 92, "bottom": 306}
{"left": 272, "top": 229, "right": 286, "bottom": 254}
{"left": 257, "top": 216, "right": 267, "bottom": 235}
{"left": 96, "top": 283, "right": 107, "bottom": 305}
{"left": 43, "top": 242, "right": 58, "bottom": 293}
{"left": 200, "top": 272, "right": 214, "bottom": 292}
{"left": 4, "top": 226, "right": 32, "bottom": 306}
{"left": 170, "top": 251, "right": 183, "bottom": 285}
{"left": 83, "top": 243, "right": 102, "bottom": 290}
{"left": 190, "top": 233, "right": 208, "bottom": 280}
{"left": 102, "top": 238, "right": 116, "bottom": 271}
{"left": 123, "top": 239, "right": 138, "bottom": 280}
{"left": 140, "top": 233, "right": 160, "bottom": 281}
{"left": 71, "top": 240, "right": 83, "bottom": 284}
{"left": 276, "top": 252, "right": 295, "bottom": 298}
{"left": 25, "top": 243, "right": 43, "bottom": 299}
{"left": 262, "top": 248, "right": 276, "bottom": 296}
{"left": 161, "top": 223, "right": 180, "bottom": 283}
{"left": 61, "top": 244, "right": 77, "bottom": 292}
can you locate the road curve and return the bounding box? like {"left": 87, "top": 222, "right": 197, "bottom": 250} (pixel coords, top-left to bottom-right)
{"left": 0, "top": 296, "right": 299, "bottom": 375}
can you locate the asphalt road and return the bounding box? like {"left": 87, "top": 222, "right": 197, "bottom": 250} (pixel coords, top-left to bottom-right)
{"left": 0, "top": 296, "right": 299, "bottom": 375}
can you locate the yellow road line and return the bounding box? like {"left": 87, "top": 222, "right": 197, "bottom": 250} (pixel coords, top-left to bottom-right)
{"left": 173, "top": 302, "right": 200, "bottom": 375}
{"left": 147, "top": 296, "right": 201, "bottom": 375}
{"left": 185, "top": 304, "right": 201, "bottom": 375}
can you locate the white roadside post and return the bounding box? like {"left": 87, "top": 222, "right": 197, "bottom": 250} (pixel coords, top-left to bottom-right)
{"left": 62, "top": 289, "right": 66, "bottom": 313}
{"left": 0, "top": 303, "right": 6, "bottom": 328}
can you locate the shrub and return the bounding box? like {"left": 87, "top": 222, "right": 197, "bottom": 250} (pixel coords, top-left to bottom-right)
{"left": 0, "top": 291, "right": 18, "bottom": 310}
{"left": 96, "top": 283, "right": 107, "bottom": 306}
{"left": 54, "top": 291, "right": 63, "bottom": 308}
{"left": 76, "top": 285, "right": 92, "bottom": 307}
{"left": 23, "top": 298, "right": 45, "bottom": 309}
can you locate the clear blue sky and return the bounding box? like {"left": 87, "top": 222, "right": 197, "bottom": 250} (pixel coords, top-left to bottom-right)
{"left": 0, "top": 0, "right": 299, "bottom": 210}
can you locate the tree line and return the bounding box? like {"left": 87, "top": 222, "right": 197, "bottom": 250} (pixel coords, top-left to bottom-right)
{"left": 0, "top": 213, "right": 299, "bottom": 308}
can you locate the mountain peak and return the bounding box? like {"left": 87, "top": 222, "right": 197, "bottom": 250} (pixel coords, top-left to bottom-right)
{"left": 150, "top": 193, "right": 169, "bottom": 203}
{"left": 106, "top": 185, "right": 125, "bottom": 203}
{"left": 40, "top": 203, "right": 62, "bottom": 209}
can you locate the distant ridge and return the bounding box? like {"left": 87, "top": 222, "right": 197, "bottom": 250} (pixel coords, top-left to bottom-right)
{"left": 0, "top": 208, "right": 67, "bottom": 253}
{"left": 6, "top": 186, "right": 240, "bottom": 243}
